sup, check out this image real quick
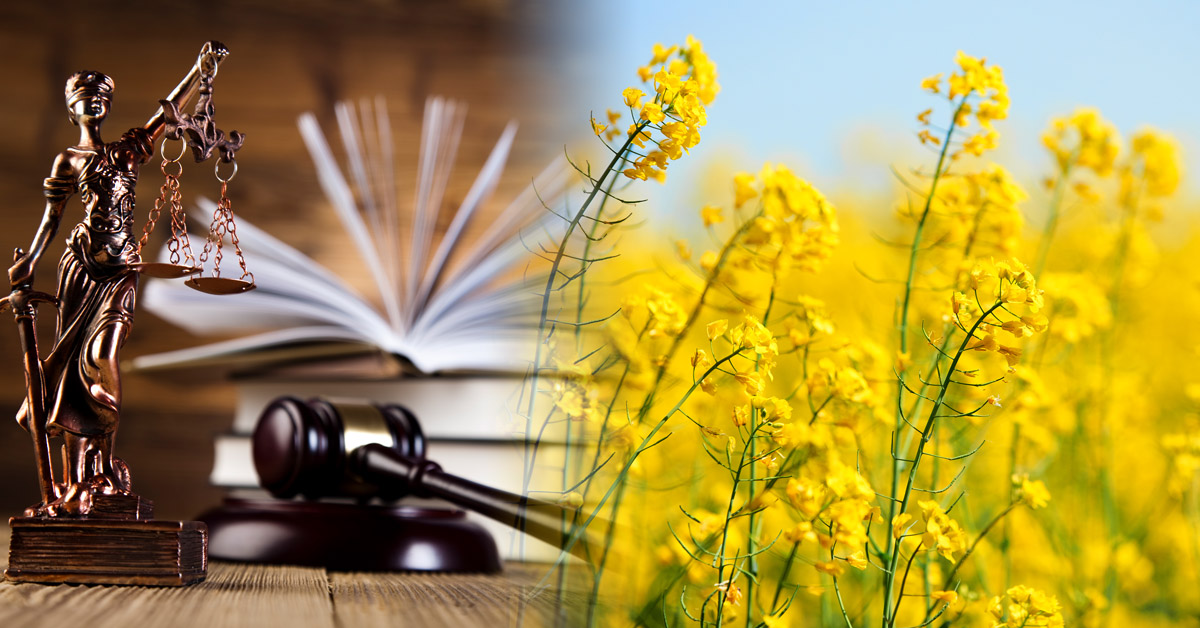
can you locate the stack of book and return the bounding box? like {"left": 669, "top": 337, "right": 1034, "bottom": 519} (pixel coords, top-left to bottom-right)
{"left": 133, "top": 97, "right": 572, "bottom": 560}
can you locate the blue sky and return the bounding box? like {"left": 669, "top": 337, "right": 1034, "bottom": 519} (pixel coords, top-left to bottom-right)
{"left": 572, "top": 1, "right": 1199, "bottom": 216}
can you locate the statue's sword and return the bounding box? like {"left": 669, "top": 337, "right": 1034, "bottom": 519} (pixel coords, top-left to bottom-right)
{"left": 1, "top": 248, "right": 58, "bottom": 505}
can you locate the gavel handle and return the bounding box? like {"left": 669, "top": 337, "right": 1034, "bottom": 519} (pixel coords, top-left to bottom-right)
{"left": 350, "top": 444, "right": 576, "bottom": 554}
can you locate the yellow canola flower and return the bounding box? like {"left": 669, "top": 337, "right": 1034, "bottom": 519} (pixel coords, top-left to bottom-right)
{"left": 684, "top": 34, "right": 721, "bottom": 105}
{"left": 615, "top": 38, "right": 718, "bottom": 182}
{"left": 1016, "top": 476, "right": 1051, "bottom": 509}
{"left": 551, "top": 377, "right": 602, "bottom": 423}
{"left": 954, "top": 102, "right": 972, "bottom": 128}
{"left": 961, "top": 130, "right": 998, "bottom": 156}
{"left": 713, "top": 579, "right": 743, "bottom": 607}
{"left": 733, "top": 164, "right": 840, "bottom": 275}
{"left": 785, "top": 476, "right": 826, "bottom": 518}
{"left": 918, "top": 500, "right": 969, "bottom": 561}
{"left": 652, "top": 68, "right": 681, "bottom": 105}
{"left": 731, "top": 405, "right": 751, "bottom": 427}
{"left": 762, "top": 614, "right": 789, "bottom": 628}
{"left": 784, "top": 520, "right": 818, "bottom": 545}
{"left": 622, "top": 161, "right": 650, "bottom": 181}
{"left": 826, "top": 463, "right": 874, "bottom": 501}
{"left": 814, "top": 561, "right": 845, "bottom": 577}
{"left": 771, "top": 421, "right": 833, "bottom": 451}
{"left": 751, "top": 396, "right": 792, "bottom": 422}
{"left": 640, "top": 101, "right": 665, "bottom": 124}
{"left": 920, "top": 51, "right": 1008, "bottom": 157}
{"left": 930, "top": 590, "right": 958, "bottom": 605}
{"left": 661, "top": 121, "right": 701, "bottom": 152}
{"left": 649, "top": 42, "right": 676, "bottom": 65}
{"left": 1122, "top": 128, "right": 1182, "bottom": 201}
{"left": 644, "top": 287, "right": 687, "bottom": 338}
{"left": 735, "top": 315, "right": 775, "bottom": 354}
{"left": 1042, "top": 108, "right": 1120, "bottom": 177}
{"left": 606, "top": 423, "right": 639, "bottom": 452}
{"left": 622, "top": 87, "right": 644, "bottom": 109}
{"left": 627, "top": 124, "right": 651, "bottom": 148}
{"left": 734, "top": 371, "right": 765, "bottom": 396}
{"left": 951, "top": 50, "right": 1005, "bottom": 96}
{"left": 734, "top": 172, "right": 758, "bottom": 207}
{"left": 920, "top": 73, "right": 942, "bottom": 94}
{"left": 759, "top": 163, "right": 836, "bottom": 222}
{"left": 990, "top": 585, "right": 1064, "bottom": 627}
{"left": 1163, "top": 428, "right": 1200, "bottom": 496}
{"left": 844, "top": 550, "right": 868, "bottom": 570}
{"left": 700, "top": 204, "right": 723, "bottom": 227}
{"left": 590, "top": 116, "right": 607, "bottom": 137}
{"left": 796, "top": 296, "right": 836, "bottom": 335}
{"left": 976, "top": 92, "right": 1009, "bottom": 129}
{"left": 674, "top": 93, "right": 708, "bottom": 127}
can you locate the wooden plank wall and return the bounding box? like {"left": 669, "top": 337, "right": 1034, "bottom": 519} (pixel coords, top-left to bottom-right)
{"left": 0, "top": 1, "right": 579, "bottom": 519}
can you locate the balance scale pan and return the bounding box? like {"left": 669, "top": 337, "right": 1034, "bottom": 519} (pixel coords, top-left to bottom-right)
{"left": 129, "top": 262, "right": 202, "bottom": 279}
{"left": 185, "top": 277, "right": 256, "bottom": 295}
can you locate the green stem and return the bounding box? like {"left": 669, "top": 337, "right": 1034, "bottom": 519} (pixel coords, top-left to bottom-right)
{"left": 833, "top": 575, "right": 855, "bottom": 628}
{"left": 1033, "top": 161, "right": 1073, "bottom": 278}
{"left": 586, "top": 478, "right": 629, "bottom": 628}
{"left": 714, "top": 421, "right": 767, "bottom": 626}
{"left": 883, "top": 96, "right": 968, "bottom": 627}
{"left": 589, "top": 204, "right": 758, "bottom": 625}
{"left": 745, "top": 273, "right": 779, "bottom": 627}
{"left": 523, "top": 120, "right": 651, "bottom": 495}
{"left": 634, "top": 213, "right": 760, "bottom": 426}
{"left": 890, "top": 541, "right": 925, "bottom": 627}
{"left": 565, "top": 169, "right": 622, "bottom": 501}
{"left": 561, "top": 190, "right": 619, "bottom": 622}
{"left": 744, "top": 432, "right": 757, "bottom": 628}
{"left": 771, "top": 542, "right": 799, "bottom": 612}
{"left": 533, "top": 349, "right": 746, "bottom": 592}
{"left": 884, "top": 301, "right": 1004, "bottom": 627}
{"left": 1095, "top": 196, "right": 1140, "bottom": 617}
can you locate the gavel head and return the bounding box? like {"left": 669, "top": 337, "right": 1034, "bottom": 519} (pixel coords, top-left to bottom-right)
{"left": 252, "top": 397, "right": 425, "bottom": 501}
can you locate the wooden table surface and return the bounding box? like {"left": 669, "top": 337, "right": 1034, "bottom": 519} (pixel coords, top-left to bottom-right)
{"left": 0, "top": 525, "right": 583, "bottom": 627}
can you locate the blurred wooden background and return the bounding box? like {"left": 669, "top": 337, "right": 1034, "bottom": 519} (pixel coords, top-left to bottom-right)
{"left": 0, "top": 1, "right": 580, "bottom": 519}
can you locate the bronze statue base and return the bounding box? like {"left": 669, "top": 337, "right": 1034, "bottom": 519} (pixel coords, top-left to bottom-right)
{"left": 6, "top": 517, "right": 207, "bottom": 586}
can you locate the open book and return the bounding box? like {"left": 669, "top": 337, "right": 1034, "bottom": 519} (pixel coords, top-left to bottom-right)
{"left": 133, "top": 97, "right": 567, "bottom": 375}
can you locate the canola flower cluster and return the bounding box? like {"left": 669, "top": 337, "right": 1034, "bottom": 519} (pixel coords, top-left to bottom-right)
{"left": 591, "top": 36, "right": 718, "bottom": 182}
{"left": 917, "top": 51, "right": 1009, "bottom": 157}
{"left": 988, "top": 585, "right": 1065, "bottom": 627}
{"left": 528, "top": 41, "right": 1200, "bottom": 628}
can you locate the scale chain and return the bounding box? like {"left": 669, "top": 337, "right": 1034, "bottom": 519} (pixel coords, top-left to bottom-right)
{"left": 168, "top": 174, "right": 196, "bottom": 268}
{"left": 136, "top": 152, "right": 180, "bottom": 258}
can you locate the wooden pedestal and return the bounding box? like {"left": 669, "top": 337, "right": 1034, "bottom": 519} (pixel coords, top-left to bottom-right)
{"left": 6, "top": 517, "right": 208, "bottom": 586}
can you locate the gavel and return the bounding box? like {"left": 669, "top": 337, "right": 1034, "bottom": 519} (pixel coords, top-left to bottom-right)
{"left": 252, "top": 397, "right": 575, "bottom": 554}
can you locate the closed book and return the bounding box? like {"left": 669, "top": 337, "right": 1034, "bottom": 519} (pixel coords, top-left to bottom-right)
{"left": 231, "top": 375, "right": 549, "bottom": 441}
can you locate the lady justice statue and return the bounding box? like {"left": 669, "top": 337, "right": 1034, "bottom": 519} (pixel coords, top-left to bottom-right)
{"left": 3, "top": 41, "right": 244, "bottom": 586}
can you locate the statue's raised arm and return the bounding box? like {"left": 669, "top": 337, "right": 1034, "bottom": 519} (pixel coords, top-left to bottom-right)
{"left": 144, "top": 40, "right": 229, "bottom": 143}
